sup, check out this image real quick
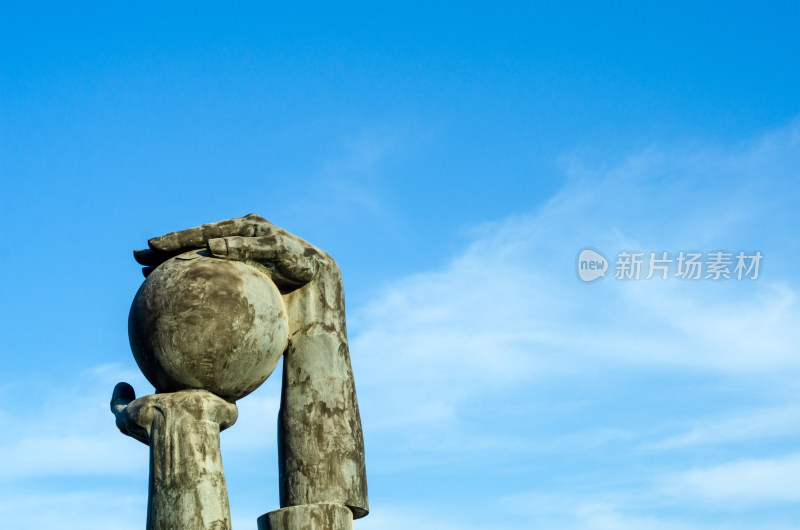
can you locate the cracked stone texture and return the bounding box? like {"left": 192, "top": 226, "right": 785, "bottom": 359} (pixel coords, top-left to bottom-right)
{"left": 112, "top": 385, "right": 238, "bottom": 530}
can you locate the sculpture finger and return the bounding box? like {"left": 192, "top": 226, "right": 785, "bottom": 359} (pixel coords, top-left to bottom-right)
{"left": 134, "top": 248, "right": 166, "bottom": 266}
{"left": 148, "top": 214, "right": 273, "bottom": 253}
{"left": 208, "top": 235, "right": 320, "bottom": 285}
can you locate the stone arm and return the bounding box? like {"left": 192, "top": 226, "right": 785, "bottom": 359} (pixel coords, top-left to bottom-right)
{"left": 111, "top": 383, "right": 239, "bottom": 530}
{"left": 135, "top": 215, "right": 369, "bottom": 519}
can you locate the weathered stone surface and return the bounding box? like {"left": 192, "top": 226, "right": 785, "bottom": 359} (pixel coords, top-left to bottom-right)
{"left": 279, "top": 263, "right": 368, "bottom": 518}
{"left": 129, "top": 249, "right": 289, "bottom": 402}
{"left": 111, "top": 384, "right": 237, "bottom": 530}
{"left": 117, "top": 214, "right": 369, "bottom": 528}
{"left": 258, "top": 503, "right": 353, "bottom": 530}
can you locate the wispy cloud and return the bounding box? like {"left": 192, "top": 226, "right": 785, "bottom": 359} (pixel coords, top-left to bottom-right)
{"left": 498, "top": 488, "right": 800, "bottom": 530}
{"left": 647, "top": 405, "right": 800, "bottom": 450}
{"left": 0, "top": 490, "right": 145, "bottom": 530}
{"left": 661, "top": 453, "right": 800, "bottom": 506}
{"left": 356, "top": 505, "right": 488, "bottom": 530}
{"left": 284, "top": 126, "right": 415, "bottom": 225}
{"left": 0, "top": 364, "right": 151, "bottom": 480}
{"left": 347, "top": 121, "right": 800, "bottom": 527}
{"left": 351, "top": 121, "right": 800, "bottom": 440}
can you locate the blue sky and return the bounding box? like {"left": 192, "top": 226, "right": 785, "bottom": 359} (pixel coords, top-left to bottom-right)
{"left": 2, "top": 2, "right": 800, "bottom": 529}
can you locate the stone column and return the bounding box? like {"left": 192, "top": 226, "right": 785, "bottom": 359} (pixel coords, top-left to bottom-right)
{"left": 258, "top": 503, "right": 353, "bottom": 530}
{"left": 112, "top": 384, "right": 238, "bottom": 530}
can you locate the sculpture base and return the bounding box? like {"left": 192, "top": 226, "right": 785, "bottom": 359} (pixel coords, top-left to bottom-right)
{"left": 257, "top": 503, "right": 353, "bottom": 530}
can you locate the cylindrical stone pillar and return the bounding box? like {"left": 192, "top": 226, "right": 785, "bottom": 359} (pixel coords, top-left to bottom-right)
{"left": 257, "top": 503, "right": 354, "bottom": 530}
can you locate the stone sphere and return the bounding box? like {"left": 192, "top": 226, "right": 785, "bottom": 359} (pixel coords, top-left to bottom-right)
{"left": 128, "top": 250, "right": 289, "bottom": 402}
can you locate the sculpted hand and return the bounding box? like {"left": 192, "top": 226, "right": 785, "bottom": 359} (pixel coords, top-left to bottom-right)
{"left": 135, "top": 213, "right": 331, "bottom": 288}
{"left": 134, "top": 213, "right": 345, "bottom": 339}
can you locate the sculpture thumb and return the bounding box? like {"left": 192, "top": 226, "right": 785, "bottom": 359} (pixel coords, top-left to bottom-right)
{"left": 111, "top": 382, "right": 136, "bottom": 414}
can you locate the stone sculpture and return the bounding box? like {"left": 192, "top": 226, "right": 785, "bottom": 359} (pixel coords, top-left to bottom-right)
{"left": 111, "top": 214, "right": 368, "bottom": 530}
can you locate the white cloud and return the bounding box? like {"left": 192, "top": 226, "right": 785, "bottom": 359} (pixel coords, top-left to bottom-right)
{"left": 0, "top": 362, "right": 284, "bottom": 529}
{"left": 648, "top": 405, "right": 800, "bottom": 450}
{"left": 221, "top": 375, "right": 281, "bottom": 453}
{"left": 3, "top": 434, "right": 145, "bottom": 478}
{"left": 356, "top": 505, "right": 486, "bottom": 530}
{"left": 285, "top": 127, "right": 413, "bottom": 225}
{"left": 0, "top": 490, "right": 145, "bottom": 530}
{"left": 0, "top": 364, "right": 152, "bottom": 480}
{"left": 571, "top": 504, "right": 706, "bottom": 530}
{"left": 350, "top": 121, "right": 800, "bottom": 446}
{"left": 0, "top": 360, "right": 282, "bottom": 482}
{"left": 662, "top": 453, "right": 800, "bottom": 505}
{"left": 498, "top": 489, "right": 800, "bottom": 530}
